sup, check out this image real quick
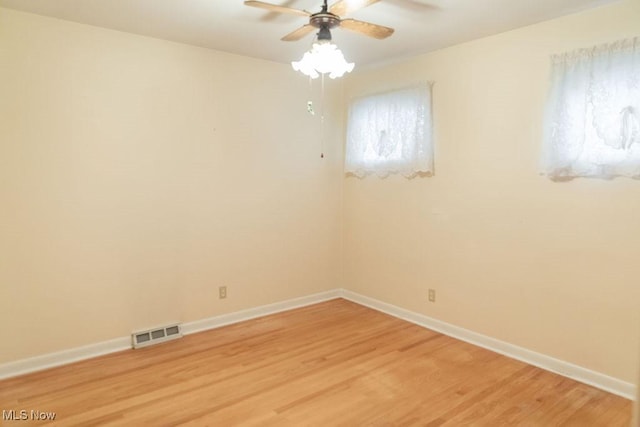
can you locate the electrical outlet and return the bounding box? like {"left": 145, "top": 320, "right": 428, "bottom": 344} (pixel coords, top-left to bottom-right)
{"left": 219, "top": 286, "right": 227, "bottom": 299}
{"left": 428, "top": 289, "right": 436, "bottom": 303}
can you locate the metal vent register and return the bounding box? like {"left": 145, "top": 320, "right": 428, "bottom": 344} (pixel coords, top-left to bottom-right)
{"left": 132, "top": 324, "right": 182, "bottom": 349}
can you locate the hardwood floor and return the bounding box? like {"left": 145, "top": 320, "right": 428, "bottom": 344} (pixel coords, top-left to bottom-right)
{"left": 0, "top": 299, "right": 632, "bottom": 426}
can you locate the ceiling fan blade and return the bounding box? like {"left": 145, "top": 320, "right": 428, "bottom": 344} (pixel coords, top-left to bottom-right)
{"left": 281, "top": 24, "right": 316, "bottom": 42}
{"left": 403, "top": 0, "right": 443, "bottom": 8}
{"left": 392, "top": 0, "right": 442, "bottom": 12}
{"left": 244, "top": 1, "right": 310, "bottom": 17}
{"left": 339, "top": 19, "right": 394, "bottom": 39}
{"left": 329, "top": 0, "right": 381, "bottom": 17}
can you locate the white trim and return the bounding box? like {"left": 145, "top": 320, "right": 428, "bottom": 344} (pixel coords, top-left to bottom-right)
{"left": 181, "top": 289, "right": 341, "bottom": 335}
{"left": 341, "top": 289, "right": 636, "bottom": 400}
{"left": 0, "top": 288, "right": 635, "bottom": 401}
{"left": 0, "top": 337, "right": 131, "bottom": 380}
{"left": 0, "top": 289, "right": 341, "bottom": 380}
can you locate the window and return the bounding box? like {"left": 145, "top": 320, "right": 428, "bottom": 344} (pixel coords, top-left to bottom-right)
{"left": 345, "top": 84, "right": 434, "bottom": 178}
{"left": 542, "top": 37, "right": 640, "bottom": 180}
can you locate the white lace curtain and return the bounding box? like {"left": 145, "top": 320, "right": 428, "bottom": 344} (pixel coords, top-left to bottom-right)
{"left": 542, "top": 37, "right": 640, "bottom": 180}
{"left": 345, "top": 84, "right": 434, "bottom": 178}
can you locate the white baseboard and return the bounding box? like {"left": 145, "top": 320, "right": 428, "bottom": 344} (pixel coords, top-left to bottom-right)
{"left": 0, "top": 289, "right": 341, "bottom": 381}
{"left": 0, "top": 287, "right": 635, "bottom": 401}
{"left": 0, "top": 337, "right": 132, "bottom": 381}
{"left": 181, "top": 289, "right": 342, "bottom": 335}
{"left": 341, "top": 289, "right": 636, "bottom": 400}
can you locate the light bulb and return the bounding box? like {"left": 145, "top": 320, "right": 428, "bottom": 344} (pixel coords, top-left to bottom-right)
{"left": 291, "top": 41, "right": 354, "bottom": 79}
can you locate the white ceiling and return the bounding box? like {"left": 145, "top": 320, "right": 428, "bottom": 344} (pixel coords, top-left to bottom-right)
{"left": 0, "top": 0, "right": 619, "bottom": 67}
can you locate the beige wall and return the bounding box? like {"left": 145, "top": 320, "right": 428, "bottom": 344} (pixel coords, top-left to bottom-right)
{"left": 0, "top": 8, "right": 343, "bottom": 363}
{"left": 2, "top": 0, "right": 639, "bottom": 390}
{"left": 343, "top": 0, "right": 640, "bottom": 383}
{"left": 636, "top": 354, "right": 640, "bottom": 424}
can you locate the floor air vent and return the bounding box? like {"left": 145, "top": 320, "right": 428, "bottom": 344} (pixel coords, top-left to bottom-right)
{"left": 132, "top": 324, "right": 182, "bottom": 349}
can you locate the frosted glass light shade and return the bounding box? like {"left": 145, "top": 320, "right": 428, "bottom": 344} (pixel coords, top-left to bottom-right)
{"left": 291, "top": 41, "right": 354, "bottom": 79}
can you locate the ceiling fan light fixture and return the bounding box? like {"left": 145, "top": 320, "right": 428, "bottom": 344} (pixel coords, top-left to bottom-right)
{"left": 291, "top": 40, "right": 354, "bottom": 79}
{"left": 292, "top": 50, "right": 320, "bottom": 79}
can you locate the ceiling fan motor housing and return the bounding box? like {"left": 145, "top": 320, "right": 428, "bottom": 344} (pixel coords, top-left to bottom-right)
{"left": 310, "top": 13, "right": 340, "bottom": 41}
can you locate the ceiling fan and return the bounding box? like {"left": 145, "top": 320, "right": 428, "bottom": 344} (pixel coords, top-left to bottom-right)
{"left": 244, "top": 0, "right": 394, "bottom": 43}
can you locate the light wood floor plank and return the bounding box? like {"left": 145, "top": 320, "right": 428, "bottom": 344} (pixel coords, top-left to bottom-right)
{"left": 0, "top": 299, "right": 631, "bottom": 426}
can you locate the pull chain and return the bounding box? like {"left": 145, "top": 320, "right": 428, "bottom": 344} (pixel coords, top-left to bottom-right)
{"left": 320, "top": 73, "right": 325, "bottom": 159}
{"left": 306, "top": 74, "right": 326, "bottom": 159}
